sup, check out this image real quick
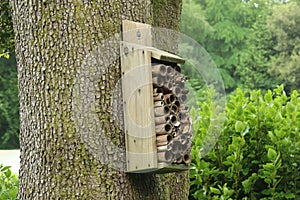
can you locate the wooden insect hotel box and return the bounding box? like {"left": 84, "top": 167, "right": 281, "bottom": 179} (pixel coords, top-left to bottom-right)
{"left": 120, "top": 20, "right": 192, "bottom": 173}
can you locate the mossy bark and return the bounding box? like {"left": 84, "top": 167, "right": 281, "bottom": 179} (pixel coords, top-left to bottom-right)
{"left": 10, "top": 0, "right": 188, "bottom": 199}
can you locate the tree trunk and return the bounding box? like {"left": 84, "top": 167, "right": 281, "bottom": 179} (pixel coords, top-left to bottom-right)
{"left": 10, "top": 0, "right": 189, "bottom": 199}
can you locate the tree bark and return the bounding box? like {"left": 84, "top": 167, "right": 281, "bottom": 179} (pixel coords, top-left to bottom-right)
{"left": 10, "top": 0, "right": 189, "bottom": 199}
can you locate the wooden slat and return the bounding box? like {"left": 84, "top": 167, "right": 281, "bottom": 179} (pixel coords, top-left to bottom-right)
{"left": 120, "top": 44, "right": 157, "bottom": 172}
{"left": 147, "top": 47, "right": 185, "bottom": 64}
{"left": 122, "top": 20, "right": 152, "bottom": 46}
{"left": 121, "top": 20, "right": 157, "bottom": 172}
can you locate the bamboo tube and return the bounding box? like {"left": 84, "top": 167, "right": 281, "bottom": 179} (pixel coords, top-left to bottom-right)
{"left": 183, "top": 154, "right": 191, "bottom": 164}
{"left": 174, "top": 76, "right": 184, "bottom": 83}
{"left": 152, "top": 64, "right": 167, "bottom": 76}
{"left": 170, "top": 104, "right": 179, "bottom": 114}
{"left": 179, "top": 134, "right": 187, "bottom": 144}
{"left": 168, "top": 114, "right": 179, "bottom": 125}
{"left": 164, "top": 82, "right": 174, "bottom": 91}
{"left": 181, "top": 89, "right": 189, "bottom": 94}
{"left": 154, "top": 100, "right": 164, "bottom": 107}
{"left": 157, "top": 144, "right": 172, "bottom": 152}
{"left": 153, "top": 87, "right": 164, "bottom": 94}
{"left": 166, "top": 65, "right": 174, "bottom": 74}
{"left": 155, "top": 123, "right": 173, "bottom": 135}
{"left": 180, "top": 142, "right": 188, "bottom": 155}
{"left": 180, "top": 105, "right": 189, "bottom": 112}
{"left": 152, "top": 76, "right": 164, "bottom": 87}
{"left": 176, "top": 155, "right": 183, "bottom": 163}
{"left": 157, "top": 73, "right": 170, "bottom": 83}
{"left": 172, "top": 86, "right": 181, "bottom": 96}
{"left": 157, "top": 151, "right": 173, "bottom": 163}
{"left": 175, "top": 82, "right": 184, "bottom": 89}
{"left": 178, "top": 94, "right": 187, "bottom": 103}
{"left": 155, "top": 115, "right": 169, "bottom": 125}
{"left": 174, "top": 100, "right": 180, "bottom": 107}
{"left": 185, "top": 140, "right": 192, "bottom": 150}
{"left": 178, "top": 111, "right": 186, "bottom": 121}
{"left": 156, "top": 134, "right": 173, "bottom": 146}
{"left": 180, "top": 117, "right": 191, "bottom": 126}
{"left": 174, "top": 65, "right": 181, "bottom": 73}
{"left": 181, "top": 123, "right": 191, "bottom": 134}
{"left": 170, "top": 141, "right": 182, "bottom": 155}
{"left": 154, "top": 106, "right": 170, "bottom": 116}
{"left": 163, "top": 93, "right": 176, "bottom": 104}
{"left": 153, "top": 93, "right": 163, "bottom": 101}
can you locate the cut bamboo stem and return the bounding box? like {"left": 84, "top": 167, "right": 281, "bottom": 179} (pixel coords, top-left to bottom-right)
{"left": 153, "top": 87, "right": 164, "bottom": 94}
{"left": 155, "top": 123, "right": 173, "bottom": 135}
{"left": 183, "top": 154, "right": 191, "bottom": 164}
{"left": 157, "top": 151, "right": 173, "bottom": 163}
{"left": 154, "top": 106, "right": 170, "bottom": 116}
{"left": 152, "top": 76, "right": 164, "bottom": 87}
{"left": 152, "top": 64, "right": 167, "bottom": 76}
{"left": 155, "top": 115, "right": 169, "bottom": 125}
{"left": 154, "top": 100, "right": 164, "bottom": 107}
{"left": 170, "top": 104, "right": 179, "bottom": 114}
{"left": 156, "top": 134, "right": 173, "bottom": 146}
{"left": 163, "top": 93, "right": 176, "bottom": 104}
{"left": 170, "top": 141, "right": 182, "bottom": 155}
{"left": 173, "top": 86, "right": 181, "bottom": 96}
{"left": 157, "top": 144, "right": 172, "bottom": 152}
{"left": 153, "top": 93, "right": 163, "bottom": 101}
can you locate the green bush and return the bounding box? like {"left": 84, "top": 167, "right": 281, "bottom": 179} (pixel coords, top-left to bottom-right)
{"left": 0, "top": 164, "right": 18, "bottom": 199}
{"left": 190, "top": 86, "right": 300, "bottom": 199}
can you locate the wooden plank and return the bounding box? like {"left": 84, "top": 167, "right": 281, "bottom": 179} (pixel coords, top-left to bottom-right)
{"left": 122, "top": 20, "right": 152, "bottom": 46}
{"left": 156, "top": 163, "right": 189, "bottom": 173}
{"left": 120, "top": 41, "right": 157, "bottom": 172}
{"left": 147, "top": 47, "right": 185, "bottom": 64}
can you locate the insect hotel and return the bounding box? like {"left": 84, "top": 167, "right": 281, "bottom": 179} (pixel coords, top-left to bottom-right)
{"left": 120, "top": 20, "right": 192, "bottom": 173}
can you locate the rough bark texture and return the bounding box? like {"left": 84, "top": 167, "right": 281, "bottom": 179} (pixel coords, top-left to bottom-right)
{"left": 10, "top": 0, "right": 188, "bottom": 199}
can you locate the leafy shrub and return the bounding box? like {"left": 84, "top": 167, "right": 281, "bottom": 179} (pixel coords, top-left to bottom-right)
{"left": 0, "top": 164, "right": 18, "bottom": 200}
{"left": 190, "top": 86, "right": 300, "bottom": 199}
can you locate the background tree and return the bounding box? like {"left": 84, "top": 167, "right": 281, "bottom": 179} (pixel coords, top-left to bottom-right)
{"left": 10, "top": 0, "right": 189, "bottom": 199}
{"left": 0, "top": 0, "right": 14, "bottom": 57}
{"left": 181, "top": 0, "right": 281, "bottom": 93}
{"left": 0, "top": 0, "right": 19, "bottom": 149}
{"left": 0, "top": 54, "right": 19, "bottom": 149}
{"left": 267, "top": 1, "right": 300, "bottom": 92}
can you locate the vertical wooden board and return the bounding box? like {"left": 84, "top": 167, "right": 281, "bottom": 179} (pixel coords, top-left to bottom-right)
{"left": 122, "top": 20, "right": 152, "bottom": 46}
{"left": 120, "top": 43, "right": 157, "bottom": 172}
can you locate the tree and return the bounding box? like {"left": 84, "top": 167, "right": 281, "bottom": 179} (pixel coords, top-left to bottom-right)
{"left": 267, "top": 1, "right": 300, "bottom": 92}
{"left": 181, "top": 0, "right": 281, "bottom": 92}
{"left": 10, "top": 0, "right": 189, "bottom": 199}
{"left": 0, "top": 54, "right": 19, "bottom": 149}
{"left": 0, "top": 0, "right": 14, "bottom": 57}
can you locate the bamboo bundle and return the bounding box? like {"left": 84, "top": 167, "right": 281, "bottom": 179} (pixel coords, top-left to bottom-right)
{"left": 152, "top": 63, "right": 193, "bottom": 165}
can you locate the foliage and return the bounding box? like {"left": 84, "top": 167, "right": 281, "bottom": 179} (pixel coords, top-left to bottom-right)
{"left": 267, "top": 1, "right": 300, "bottom": 92}
{"left": 0, "top": 164, "right": 18, "bottom": 200}
{"left": 190, "top": 86, "right": 300, "bottom": 199}
{"left": 0, "top": 55, "right": 19, "bottom": 149}
{"left": 181, "top": 0, "right": 282, "bottom": 93}
{"left": 0, "top": 0, "right": 14, "bottom": 57}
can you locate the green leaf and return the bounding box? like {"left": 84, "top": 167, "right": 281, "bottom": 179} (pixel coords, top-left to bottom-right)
{"left": 4, "top": 169, "right": 11, "bottom": 178}
{"left": 0, "top": 166, "right": 11, "bottom": 172}
{"left": 235, "top": 121, "right": 246, "bottom": 133}
{"left": 267, "top": 148, "right": 277, "bottom": 161}
{"left": 210, "top": 187, "right": 221, "bottom": 195}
